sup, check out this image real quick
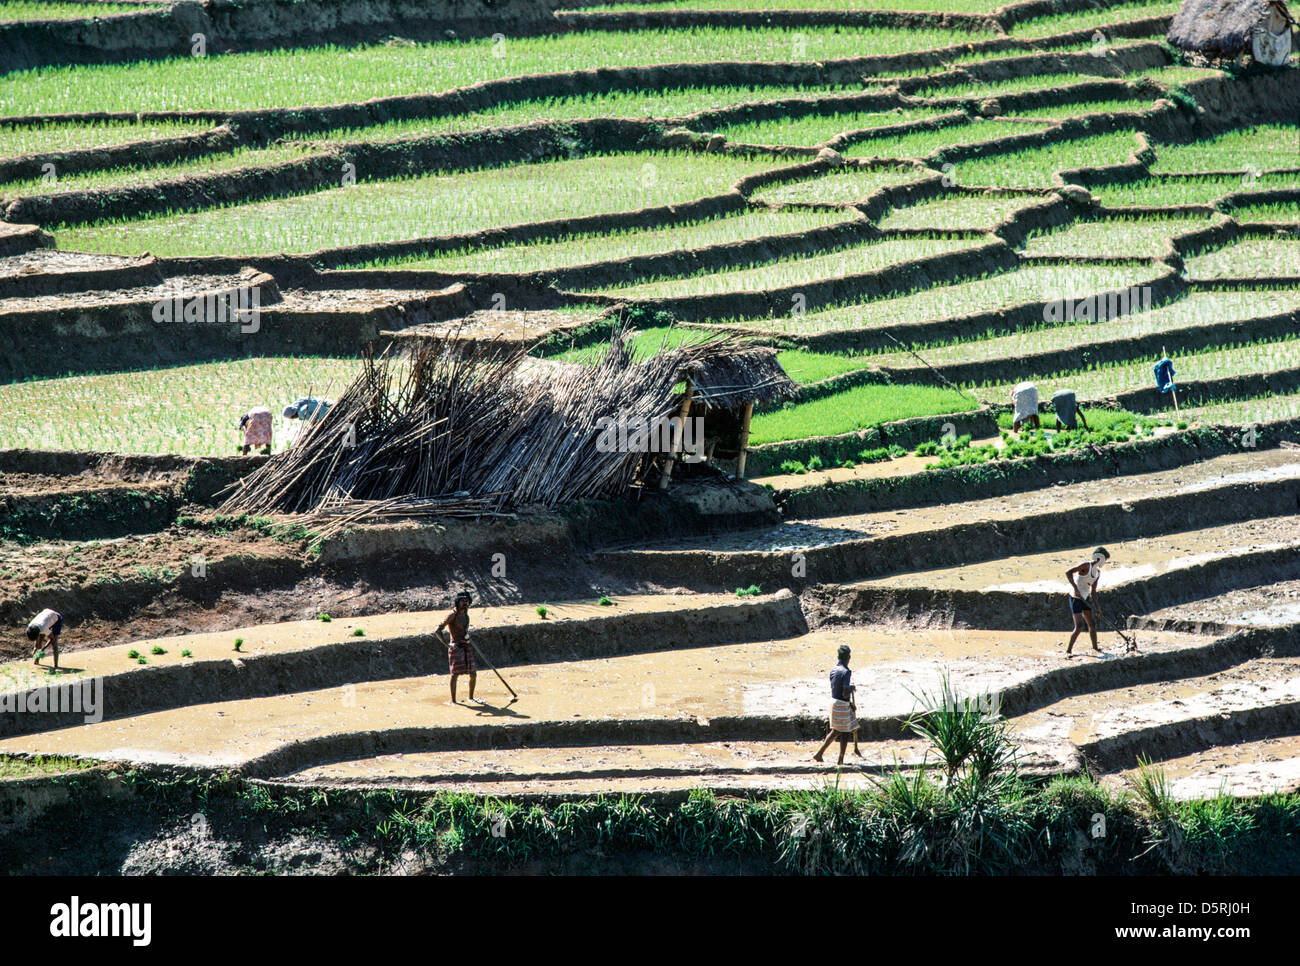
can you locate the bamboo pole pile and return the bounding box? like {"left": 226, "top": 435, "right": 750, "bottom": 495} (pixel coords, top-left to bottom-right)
{"left": 217, "top": 329, "right": 753, "bottom": 525}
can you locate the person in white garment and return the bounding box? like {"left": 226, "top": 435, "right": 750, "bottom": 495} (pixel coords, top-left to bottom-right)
{"left": 27, "top": 608, "right": 63, "bottom": 670}
{"left": 1012, "top": 381, "right": 1040, "bottom": 433}
{"left": 1065, "top": 547, "right": 1109, "bottom": 657}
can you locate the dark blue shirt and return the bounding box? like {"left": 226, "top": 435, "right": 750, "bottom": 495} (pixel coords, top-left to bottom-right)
{"left": 829, "top": 663, "right": 853, "bottom": 701}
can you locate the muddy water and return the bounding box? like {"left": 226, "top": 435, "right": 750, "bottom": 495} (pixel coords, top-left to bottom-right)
{"left": 0, "top": 591, "right": 749, "bottom": 689}
{"left": 1146, "top": 579, "right": 1300, "bottom": 629}
{"left": 1015, "top": 657, "right": 1300, "bottom": 748}
{"left": 635, "top": 450, "right": 1300, "bottom": 553}
{"left": 860, "top": 516, "right": 1300, "bottom": 592}
{"left": 1111, "top": 734, "right": 1300, "bottom": 800}
{"left": 0, "top": 624, "right": 1199, "bottom": 768}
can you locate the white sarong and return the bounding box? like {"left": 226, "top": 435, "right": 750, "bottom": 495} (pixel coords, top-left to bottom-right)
{"left": 830, "top": 699, "right": 857, "bottom": 734}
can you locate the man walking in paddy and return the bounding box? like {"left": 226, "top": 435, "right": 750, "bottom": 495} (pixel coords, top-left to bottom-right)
{"left": 1065, "top": 547, "right": 1109, "bottom": 657}
{"left": 813, "top": 645, "right": 862, "bottom": 764}
{"left": 436, "top": 591, "right": 478, "bottom": 704}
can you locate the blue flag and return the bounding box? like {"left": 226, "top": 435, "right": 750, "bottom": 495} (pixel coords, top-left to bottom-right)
{"left": 1154, "top": 357, "right": 1176, "bottom": 394}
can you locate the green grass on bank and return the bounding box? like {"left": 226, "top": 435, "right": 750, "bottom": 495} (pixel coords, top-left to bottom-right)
{"left": 0, "top": 1, "right": 150, "bottom": 20}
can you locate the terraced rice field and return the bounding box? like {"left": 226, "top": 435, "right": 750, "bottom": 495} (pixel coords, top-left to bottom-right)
{"left": 2, "top": 0, "right": 1299, "bottom": 877}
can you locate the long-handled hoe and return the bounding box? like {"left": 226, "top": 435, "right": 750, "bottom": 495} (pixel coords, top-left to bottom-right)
{"left": 1099, "top": 609, "right": 1139, "bottom": 654}
{"left": 468, "top": 639, "right": 519, "bottom": 704}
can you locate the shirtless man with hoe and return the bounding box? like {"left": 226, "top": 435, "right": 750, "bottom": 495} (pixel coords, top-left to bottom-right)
{"left": 1065, "top": 547, "right": 1109, "bottom": 657}
{"left": 436, "top": 592, "right": 478, "bottom": 704}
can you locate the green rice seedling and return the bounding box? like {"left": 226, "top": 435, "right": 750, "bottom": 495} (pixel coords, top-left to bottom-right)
{"left": 1009, "top": 0, "right": 1178, "bottom": 38}
{"left": 0, "top": 1, "right": 149, "bottom": 20}
{"left": 126, "top": 649, "right": 140, "bottom": 660}
{"left": 0, "top": 142, "right": 324, "bottom": 198}
{"left": 861, "top": 289, "right": 1296, "bottom": 377}
{"left": 1178, "top": 390, "right": 1300, "bottom": 426}
{"left": 734, "top": 585, "right": 761, "bottom": 597}
{"left": 715, "top": 107, "right": 952, "bottom": 146}
{"left": 0, "top": 119, "right": 212, "bottom": 159}
{"left": 1128, "top": 64, "right": 1225, "bottom": 86}
{"left": 952, "top": 131, "right": 1143, "bottom": 188}
{"left": 2, "top": 27, "right": 987, "bottom": 115}
{"left": 735, "top": 262, "right": 1159, "bottom": 336}
{"left": 536, "top": 605, "right": 548, "bottom": 618}
{"left": 807, "top": 455, "right": 824, "bottom": 471}
{"left": 1228, "top": 201, "right": 1300, "bottom": 223}
{"left": 750, "top": 383, "right": 975, "bottom": 444}
{"left": 181, "top": 649, "right": 193, "bottom": 657}
{"left": 1094, "top": 172, "right": 1298, "bottom": 206}
{"left": 591, "top": 235, "right": 977, "bottom": 299}
{"left": 1023, "top": 213, "right": 1217, "bottom": 258}
{"left": 779, "top": 459, "right": 807, "bottom": 474}
{"left": 233, "top": 638, "right": 243, "bottom": 651}
{"left": 1184, "top": 238, "right": 1300, "bottom": 279}
{"left": 598, "top": 596, "right": 613, "bottom": 606}
{"left": 0, "top": 356, "right": 364, "bottom": 456}
{"left": 977, "top": 333, "right": 1300, "bottom": 402}
{"left": 843, "top": 119, "right": 1050, "bottom": 160}
{"left": 1006, "top": 96, "right": 1153, "bottom": 119}
{"left": 878, "top": 192, "right": 1036, "bottom": 230}
{"left": 318, "top": 613, "right": 331, "bottom": 622}
{"left": 1151, "top": 124, "right": 1300, "bottom": 174}
{"left": 353, "top": 628, "right": 365, "bottom": 636}
{"left": 137, "top": 657, "right": 147, "bottom": 665}
{"left": 353, "top": 208, "right": 852, "bottom": 275}
{"left": 58, "top": 151, "right": 778, "bottom": 257}
{"left": 151, "top": 645, "right": 165, "bottom": 655}
{"left": 915, "top": 71, "right": 1099, "bottom": 100}
{"left": 292, "top": 85, "right": 856, "bottom": 145}
{"left": 753, "top": 165, "right": 926, "bottom": 205}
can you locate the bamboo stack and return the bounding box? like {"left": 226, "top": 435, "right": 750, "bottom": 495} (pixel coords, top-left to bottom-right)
{"left": 218, "top": 328, "right": 753, "bottom": 525}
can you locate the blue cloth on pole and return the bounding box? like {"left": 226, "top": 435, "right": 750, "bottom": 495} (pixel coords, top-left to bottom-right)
{"left": 1154, "top": 358, "right": 1176, "bottom": 394}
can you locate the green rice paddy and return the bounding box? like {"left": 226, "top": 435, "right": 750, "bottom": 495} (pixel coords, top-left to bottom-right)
{"left": 1184, "top": 238, "right": 1300, "bottom": 280}
{"left": 1150, "top": 125, "right": 1300, "bottom": 174}
{"left": 56, "top": 150, "right": 778, "bottom": 256}
{"left": 727, "top": 262, "right": 1160, "bottom": 334}
{"left": 750, "top": 382, "right": 977, "bottom": 445}
{"left": 589, "top": 234, "right": 977, "bottom": 298}
{"left": 0, "top": 119, "right": 211, "bottom": 158}
{"left": 346, "top": 208, "right": 856, "bottom": 274}
{"left": 753, "top": 165, "right": 927, "bottom": 204}
{"left": 843, "top": 119, "right": 1050, "bottom": 159}
{"left": 1094, "top": 173, "right": 1300, "bottom": 207}
{"left": 1022, "top": 214, "right": 1217, "bottom": 258}
{"left": 1, "top": 26, "right": 987, "bottom": 115}
{"left": 878, "top": 193, "right": 1034, "bottom": 231}
{"left": 715, "top": 108, "right": 952, "bottom": 146}
{"left": 0, "top": 357, "right": 362, "bottom": 456}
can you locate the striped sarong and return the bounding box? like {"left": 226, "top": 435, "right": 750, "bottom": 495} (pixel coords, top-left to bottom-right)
{"left": 830, "top": 699, "right": 857, "bottom": 734}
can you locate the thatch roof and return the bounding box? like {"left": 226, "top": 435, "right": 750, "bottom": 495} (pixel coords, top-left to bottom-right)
{"left": 1168, "top": 0, "right": 1295, "bottom": 55}
{"left": 679, "top": 347, "right": 798, "bottom": 410}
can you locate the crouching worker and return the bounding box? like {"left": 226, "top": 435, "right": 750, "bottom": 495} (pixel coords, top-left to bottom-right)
{"left": 1011, "top": 381, "right": 1040, "bottom": 433}
{"left": 436, "top": 592, "right": 477, "bottom": 704}
{"left": 28, "top": 608, "right": 62, "bottom": 670}
{"left": 237, "top": 406, "right": 273, "bottom": 455}
{"left": 282, "top": 397, "right": 333, "bottom": 449}
{"left": 814, "top": 645, "right": 862, "bottom": 764}
{"left": 1050, "top": 389, "right": 1090, "bottom": 432}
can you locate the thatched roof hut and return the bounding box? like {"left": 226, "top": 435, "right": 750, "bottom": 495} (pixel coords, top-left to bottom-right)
{"left": 677, "top": 347, "right": 798, "bottom": 411}
{"left": 1168, "top": 0, "right": 1295, "bottom": 62}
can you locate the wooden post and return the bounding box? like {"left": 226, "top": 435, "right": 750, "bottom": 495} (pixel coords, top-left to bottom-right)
{"left": 736, "top": 401, "right": 755, "bottom": 479}
{"left": 659, "top": 382, "right": 693, "bottom": 490}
